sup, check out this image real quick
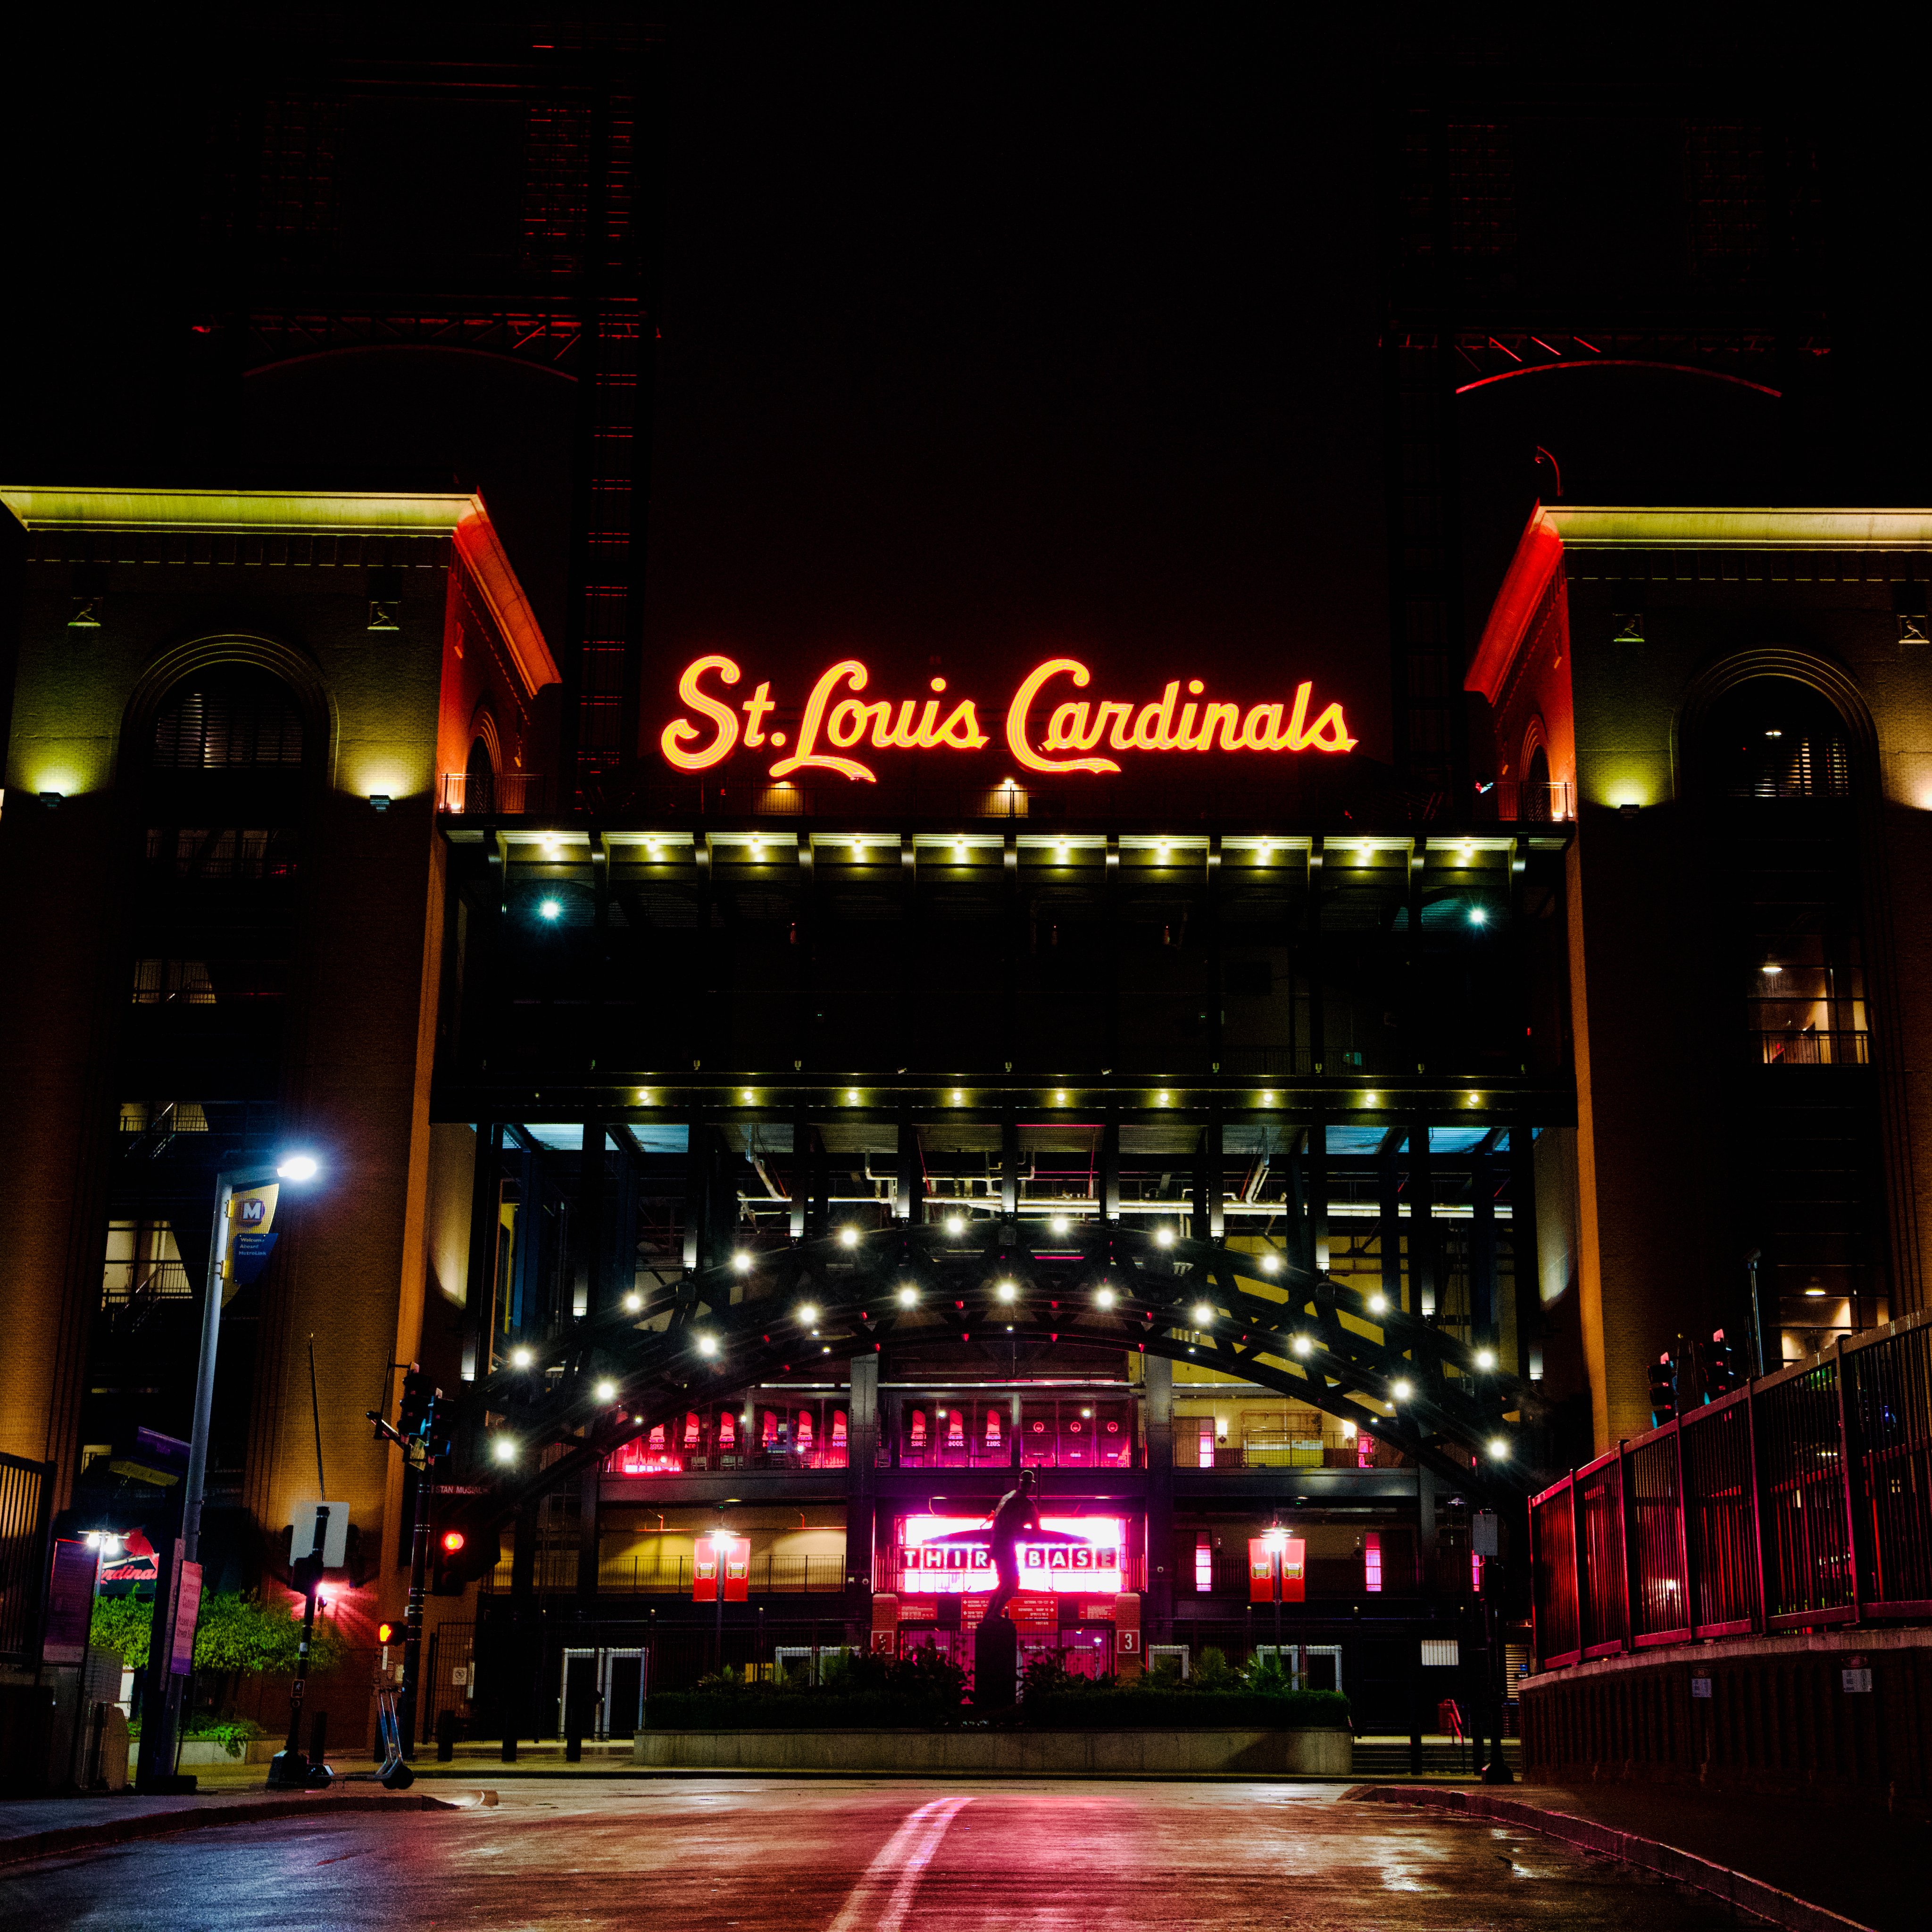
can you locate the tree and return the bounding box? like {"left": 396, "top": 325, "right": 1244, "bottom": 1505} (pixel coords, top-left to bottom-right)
{"left": 89, "top": 1591, "right": 342, "bottom": 1677}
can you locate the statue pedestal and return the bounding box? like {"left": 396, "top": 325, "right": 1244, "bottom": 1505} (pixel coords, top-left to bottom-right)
{"left": 973, "top": 1614, "right": 1017, "bottom": 1709}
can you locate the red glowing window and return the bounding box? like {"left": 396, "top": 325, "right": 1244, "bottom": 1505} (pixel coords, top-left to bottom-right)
{"left": 832, "top": 1411, "right": 848, "bottom": 1451}
{"left": 683, "top": 1413, "right": 700, "bottom": 1450}
{"left": 946, "top": 1410, "right": 965, "bottom": 1451}
{"left": 761, "top": 1410, "right": 777, "bottom": 1449}
{"left": 719, "top": 1413, "right": 735, "bottom": 1450}
{"left": 798, "top": 1412, "right": 814, "bottom": 1455}
{"left": 1364, "top": 1531, "right": 1382, "bottom": 1593}
{"left": 1198, "top": 1421, "right": 1216, "bottom": 1470}
{"left": 1194, "top": 1531, "right": 1213, "bottom": 1592}
{"left": 909, "top": 1410, "right": 927, "bottom": 1452}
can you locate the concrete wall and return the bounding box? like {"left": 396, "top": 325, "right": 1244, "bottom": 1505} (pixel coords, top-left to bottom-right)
{"left": 1519, "top": 1626, "right": 1932, "bottom": 1821}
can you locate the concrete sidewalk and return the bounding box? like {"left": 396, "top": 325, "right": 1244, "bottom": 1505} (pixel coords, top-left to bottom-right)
{"left": 0, "top": 1788, "right": 454, "bottom": 1867}
{"left": 1357, "top": 1781, "right": 1924, "bottom": 1932}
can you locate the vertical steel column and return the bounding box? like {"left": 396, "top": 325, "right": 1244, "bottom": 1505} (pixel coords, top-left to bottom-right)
{"left": 1001, "top": 1113, "right": 1020, "bottom": 1225}
{"left": 1191, "top": 1130, "right": 1212, "bottom": 1244}
{"left": 1379, "top": 1129, "right": 1404, "bottom": 1312}
{"left": 579, "top": 1119, "right": 607, "bottom": 1317}
{"left": 1207, "top": 1109, "right": 1225, "bottom": 1241}
{"left": 461, "top": 1123, "right": 503, "bottom": 1383}
{"left": 1143, "top": 1353, "right": 1175, "bottom": 1639}
{"left": 846, "top": 1353, "right": 880, "bottom": 1628}
{"left": 1306, "top": 1111, "right": 1327, "bottom": 1273}
{"left": 1101, "top": 1112, "right": 1121, "bottom": 1224}
{"left": 576, "top": 1464, "right": 601, "bottom": 1607}
{"left": 1470, "top": 1133, "right": 1498, "bottom": 1343}
{"left": 789, "top": 1108, "right": 808, "bottom": 1240}
{"left": 895, "top": 1114, "right": 919, "bottom": 1224}
{"left": 1674, "top": 1419, "right": 1698, "bottom": 1638}
{"left": 1409, "top": 1125, "right": 1436, "bottom": 1316}
{"left": 1307, "top": 844, "right": 1326, "bottom": 1073}
{"left": 1104, "top": 835, "right": 1121, "bottom": 1070}
{"left": 1509, "top": 1126, "right": 1539, "bottom": 1383}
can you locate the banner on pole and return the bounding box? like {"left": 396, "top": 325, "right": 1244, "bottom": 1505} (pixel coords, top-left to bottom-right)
{"left": 222, "top": 1183, "right": 280, "bottom": 1301}
{"left": 170, "top": 1561, "right": 203, "bottom": 1675}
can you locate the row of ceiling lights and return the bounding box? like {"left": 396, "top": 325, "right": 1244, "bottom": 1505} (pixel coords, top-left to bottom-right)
{"left": 487, "top": 1233, "right": 1511, "bottom": 1465}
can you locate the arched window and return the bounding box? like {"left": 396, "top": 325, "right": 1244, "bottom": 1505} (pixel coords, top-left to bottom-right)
{"left": 466, "top": 735, "right": 497, "bottom": 815}
{"left": 152, "top": 666, "right": 305, "bottom": 768}
{"left": 1691, "top": 671, "right": 1881, "bottom": 1358}
{"left": 1701, "top": 678, "right": 1852, "bottom": 800}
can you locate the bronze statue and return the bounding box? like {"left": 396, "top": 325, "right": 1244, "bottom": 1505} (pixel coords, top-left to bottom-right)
{"left": 983, "top": 1466, "right": 1041, "bottom": 1621}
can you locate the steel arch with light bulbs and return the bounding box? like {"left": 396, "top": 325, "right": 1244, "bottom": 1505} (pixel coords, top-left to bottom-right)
{"left": 440, "top": 1221, "right": 1546, "bottom": 1548}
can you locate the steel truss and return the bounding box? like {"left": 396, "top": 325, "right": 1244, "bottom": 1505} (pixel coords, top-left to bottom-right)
{"left": 442, "top": 1223, "right": 1545, "bottom": 1550}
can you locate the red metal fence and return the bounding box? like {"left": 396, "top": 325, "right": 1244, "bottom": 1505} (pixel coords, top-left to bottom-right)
{"left": 1529, "top": 1308, "right": 1932, "bottom": 1667}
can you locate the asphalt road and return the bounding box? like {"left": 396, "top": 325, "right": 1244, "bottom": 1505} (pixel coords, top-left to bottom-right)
{"left": 0, "top": 1779, "right": 1744, "bottom": 1931}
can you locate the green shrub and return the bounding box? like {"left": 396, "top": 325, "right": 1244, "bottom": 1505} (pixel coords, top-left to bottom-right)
{"left": 90, "top": 1591, "right": 343, "bottom": 1677}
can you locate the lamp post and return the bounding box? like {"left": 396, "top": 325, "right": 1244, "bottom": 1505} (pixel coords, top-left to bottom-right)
{"left": 136, "top": 1153, "right": 320, "bottom": 1793}
{"left": 1263, "top": 1522, "right": 1288, "bottom": 1658}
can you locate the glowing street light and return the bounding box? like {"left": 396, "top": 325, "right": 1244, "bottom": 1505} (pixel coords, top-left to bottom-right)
{"left": 492, "top": 1436, "right": 517, "bottom": 1465}
{"left": 1474, "top": 1348, "right": 1497, "bottom": 1370}
{"left": 897, "top": 1283, "right": 920, "bottom": 1307}
{"left": 1155, "top": 1227, "right": 1174, "bottom": 1249}
{"left": 838, "top": 1226, "right": 859, "bottom": 1249}
{"left": 696, "top": 1334, "right": 719, "bottom": 1358}
{"left": 945, "top": 1213, "right": 965, "bottom": 1235}
{"left": 1260, "top": 1252, "right": 1281, "bottom": 1275}
{"left": 1191, "top": 1302, "right": 1214, "bottom": 1326}
{"left": 1390, "top": 1378, "right": 1414, "bottom": 1402}
{"left": 996, "top": 1281, "right": 1017, "bottom": 1303}
{"left": 594, "top": 1379, "right": 617, "bottom": 1402}
{"left": 539, "top": 899, "right": 561, "bottom": 920}
{"left": 1094, "top": 1285, "right": 1117, "bottom": 1310}
{"left": 276, "top": 1153, "right": 319, "bottom": 1182}
{"left": 510, "top": 1346, "right": 535, "bottom": 1369}
{"left": 1489, "top": 1437, "right": 1511, "bottom": 1460}
{"left": 623, "top": 1291, "right": 643, "bottom": 1313}
{"left": 796, "top": 1303, "right": 818, "bottom": 1325}
{"left": 733, "top": 1250, "right": 754, "bottom": 1272}
{"left": 1366, "top": 1292, "right": 1389, "bottom": 1316}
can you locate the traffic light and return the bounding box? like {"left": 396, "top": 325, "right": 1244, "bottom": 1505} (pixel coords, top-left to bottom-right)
{"left": 1649, "top": 1351, "right": 1677, "bottom": 1427}
{"left": 1705, "top": 1327, "right": 1742, "bottom": 1399}
{"left": 423, "top": 1389, "right": 453, "bottom": 1463}
{"left": 398, "top": 1365, "right": 439, "bottom": 1441}
{"left": 377, "top": 1621, "right": 395, "bottom": 1646}
{"left": 433, "top": 1524, "right": 501, "bottom": 1595}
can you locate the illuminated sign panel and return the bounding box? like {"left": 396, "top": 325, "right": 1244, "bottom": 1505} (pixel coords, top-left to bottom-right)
{"left": 658, "top": 656, "right": 1356, "bottom": 782}
{"left": 899, "top": 1513, "right": 1126, "bottom": 1594}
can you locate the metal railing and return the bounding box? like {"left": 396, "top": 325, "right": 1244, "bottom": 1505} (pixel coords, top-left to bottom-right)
{"left": 1528, "top": 1307, "right": 1932, "bottom": 1669}
{"left": 437, "top": 771, "right": 551, "bottom": 816}
{"left": 1754, "top": 1029, "right": 1870, "bottom": 1066}
{"left": 0, "top": 1452, "right": 53, "bottom": 1664}
{"left": 597, "top": 1556, "right": 848, "bottom": 1596}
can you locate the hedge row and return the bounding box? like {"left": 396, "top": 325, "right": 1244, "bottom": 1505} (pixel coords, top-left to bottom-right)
{"left": 644, "top": 1687, "right": 1349, "bottom": 1732}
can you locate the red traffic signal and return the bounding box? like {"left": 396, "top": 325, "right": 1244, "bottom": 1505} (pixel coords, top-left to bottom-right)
{"left": 377, "top": 1621, "right": 395, "bottom": 1645}
{"left": 441, "top": 1530, "right": 466, "bottom": 1555}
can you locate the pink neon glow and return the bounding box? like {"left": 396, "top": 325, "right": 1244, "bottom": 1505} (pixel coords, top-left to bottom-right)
{"left": 1194, "top": 1531, "right": 1213, "bottom": 1592}
{"left": 1364, "top": 1531, "right": 1382, "bottom": 1593}
{"left": 899, "top": 1514, "right": 1126, "bottom": 1594}
{"left": 1456, "top": 359, "right": 1781, "bottom": 400}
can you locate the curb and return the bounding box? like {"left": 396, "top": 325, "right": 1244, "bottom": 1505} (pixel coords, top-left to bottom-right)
{"left": 1342, "top": 1784, "right": 1876, "bottom": 1932}
{"left": 0, "top": 1792, "right": 454, "bottom": 1870}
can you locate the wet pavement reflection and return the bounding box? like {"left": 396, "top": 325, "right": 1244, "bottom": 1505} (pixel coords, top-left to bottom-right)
{"left": 0, "top": 1778, "right": 1743, "bottom": 1930}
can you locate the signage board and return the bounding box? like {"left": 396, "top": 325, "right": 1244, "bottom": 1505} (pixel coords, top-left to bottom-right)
{"left": 170, "top": 1560, "right": 203, "bottom": 1676}
{"left": 1246, "top": 1537, "right": 1307, "bottom": 1604}
{"left": 222, "top": 1183, "right": 280, "bottom": 1301}
{"left": 43, "top": 1539, "right": 99, "bottom": 1665}
{"left": 290, "top": 1501, "right": 350, "bottom": 1570}
{"left": 97, "top": 1526, "right": 160, "bottom": 1597}
{"left": 692, "top": 1536, "right": 751, "bottom": 1603}
{"left": 657, "top": 654, "right": 1357, "bottom": 784}
{"left": 898, "top": 1514, "right": 1126, "bottom": 1595}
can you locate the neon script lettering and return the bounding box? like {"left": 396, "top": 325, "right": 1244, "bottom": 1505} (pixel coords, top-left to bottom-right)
{"left": 660, "top": 655, "right": 1355, "bottom": 781}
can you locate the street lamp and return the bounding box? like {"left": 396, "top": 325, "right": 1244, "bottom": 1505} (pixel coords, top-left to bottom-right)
{"left": 137, "top": 1151, "right": 322, "bottom": 1793}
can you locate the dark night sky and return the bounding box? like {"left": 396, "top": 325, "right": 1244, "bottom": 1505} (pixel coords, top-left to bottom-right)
{"left": 642, "top": 12, "right": 1392, "bottom": 751}
{"left": 6, "top": 12, "right": 1931, "bottom": 777}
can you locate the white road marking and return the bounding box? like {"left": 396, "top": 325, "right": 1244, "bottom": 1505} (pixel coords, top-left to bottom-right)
{"left": 825, "top": 1794, "right": 974, "bottom": 1932}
